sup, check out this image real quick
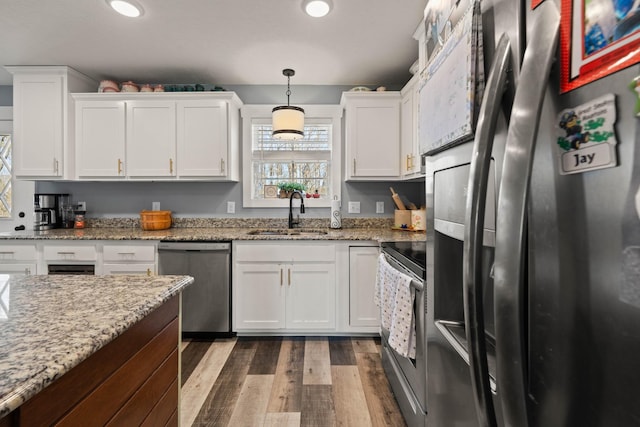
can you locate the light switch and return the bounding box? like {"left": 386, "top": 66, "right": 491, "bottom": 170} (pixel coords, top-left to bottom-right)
{"left": 227, "top": 201, "right": 235, "bottom": 214}
{"left": 376, "top": 201, "right": 384, "bottom": 214}
{"left": 348, "top": 201, "right": 360, "bottom": 214}
{"left": 152, "top": 202, "right": 160, "bottom": 211}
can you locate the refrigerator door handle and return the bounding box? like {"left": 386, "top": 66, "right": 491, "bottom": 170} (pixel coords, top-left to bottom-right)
{"left": 494, "top": 3, "right": 560, "bottom": 427}
{"left": 463, "top": 32, "right": 512, "bottom": 427}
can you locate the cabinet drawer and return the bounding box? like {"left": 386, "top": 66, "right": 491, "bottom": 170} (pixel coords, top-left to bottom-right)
{"left": 43, "top": 245, "right": 97, "bottom": 261}
{"left": 103, "top": 245, "right": 156, "bottom": 262}
{"left": 0, "top": 244, "right": 37, "bottom": 261}
{"left": 235, "top": 243, "right": 335, "bottom": 262}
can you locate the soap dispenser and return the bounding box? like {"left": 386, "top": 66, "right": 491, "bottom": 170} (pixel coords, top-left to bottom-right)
{"left": 330, "top": 196, "right": 341, "bottom": 229}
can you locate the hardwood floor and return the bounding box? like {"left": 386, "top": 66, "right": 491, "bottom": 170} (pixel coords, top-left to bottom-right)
{"left": 180, "top": 336, "right": 407, "bottom": 427}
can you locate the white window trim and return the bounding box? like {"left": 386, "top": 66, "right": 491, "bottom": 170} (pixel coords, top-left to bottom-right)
{"left": 241, "top": 104, "right": 342, "bottom": 208}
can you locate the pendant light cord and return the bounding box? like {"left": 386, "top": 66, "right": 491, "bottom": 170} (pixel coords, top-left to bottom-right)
{"left": 286, "top": 75, "right": 291, "bottom": 107}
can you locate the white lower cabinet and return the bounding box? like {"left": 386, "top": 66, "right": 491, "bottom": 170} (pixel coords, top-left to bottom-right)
{"left": 234, "top": 242, "right": 336, "bottom": 332}
{"left": 102, "top": 242, "right": 157, "bottom": 275}
{"left": 0, "top": 243, "right": 38, "bottom": 275}
{"left": 349, "top": 246, "right": 381, "bottom": 327}
{"left": 0, "top": 240, "right": 158, "bottom": 275}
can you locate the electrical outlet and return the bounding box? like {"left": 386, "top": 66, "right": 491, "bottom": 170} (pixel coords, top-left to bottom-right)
{"left": 77, "top": 201, "right": 86, "bottom": 211}
{"left": 348, "top": 201, "right": 360, "bottom": 214}
{"left": 152, "top": 201, "right": 160, "bottom": 211}
{"left": 376, "top": 201, "right": 384, "bottom": 214}
{"left": 227, "top": 201, "right": 235, "bottom": 214}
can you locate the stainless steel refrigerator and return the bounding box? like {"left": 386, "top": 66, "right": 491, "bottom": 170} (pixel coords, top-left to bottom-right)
{"left": 422, "top": 0, "right": 640, "bottom": 425}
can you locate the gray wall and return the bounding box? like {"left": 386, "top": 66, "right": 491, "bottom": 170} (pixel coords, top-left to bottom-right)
{"left": 25, "top": 83, "right": 422, "bottom": 219}
{"left": 0, "top": 86, "right": 12, "bottom": 105}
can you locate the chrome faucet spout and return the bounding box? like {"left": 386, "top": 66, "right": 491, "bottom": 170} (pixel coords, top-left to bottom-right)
{"left": 288, "top": 190, "right": 305, "bottom": 228}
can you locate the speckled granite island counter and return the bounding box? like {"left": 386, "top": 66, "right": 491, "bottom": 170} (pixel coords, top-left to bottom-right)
{"left": 0, "top": 274, "right": 193, "bottom": 426}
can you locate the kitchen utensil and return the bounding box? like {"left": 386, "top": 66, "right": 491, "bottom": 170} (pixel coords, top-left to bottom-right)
{"left": 390, "top": 187, "right": 406, "bottom": 210}
{"left": 121, "top": 81, "right": 139, "bottom": 92}
{"left": 394, "top": 209, "right": 412, "bottom": 228}
{"left": 407, "top": 202, "right": 418, "bottom": 210}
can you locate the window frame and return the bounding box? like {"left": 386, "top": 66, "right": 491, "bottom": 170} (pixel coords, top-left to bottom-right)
{"left": 241, "top": 105, "right": 342, "bottom": 208}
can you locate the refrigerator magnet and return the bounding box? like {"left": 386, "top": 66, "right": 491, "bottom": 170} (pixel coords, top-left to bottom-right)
{"left": 555, "top": 93, "right": 618, "bottom": 175}
{"left": 630, "top": 76, "right": 640, "bottom": 117}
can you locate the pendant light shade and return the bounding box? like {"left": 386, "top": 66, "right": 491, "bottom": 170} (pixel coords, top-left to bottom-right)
{"left": 272, "top": 69, "right": 304, "bottom": 140}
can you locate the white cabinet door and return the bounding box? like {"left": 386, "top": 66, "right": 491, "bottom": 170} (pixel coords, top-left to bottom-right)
{"left": 0, "top": 263, "right": 37, "bottom": 275}
{"left": 287, "top": 263, "right": 336, "bottom": 329}
{"left": 11, "top": 73, "right": 64, "bottom": 177}
{"left": 342, "top": 92, "right": 401, "bottom": 180}
{"left": 349, "top": 246, "right": 380, "bottom": 327}
{"left": 126, "top": 101, "right": 176, "bottom": 177}
{"left": 177, "top": 100, "right": 228, "bottom": 177}
{"left": 401, "top": 75, "right": 422, "bottom": 178}
{"left": 235, "top": 263, "right": 286, "bottom": 330}
{"left": 102, "top": 263, "right": 155, "bottom": 275}
{"left": 76, "top": 100, "right": 126, "bottom": 178}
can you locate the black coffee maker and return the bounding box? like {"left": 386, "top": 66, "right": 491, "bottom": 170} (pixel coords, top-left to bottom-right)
{"left": 34, "top": 193, "right": 69, "bottom": 230}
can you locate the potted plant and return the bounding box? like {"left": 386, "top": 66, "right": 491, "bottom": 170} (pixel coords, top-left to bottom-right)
{"left": 277, "top": 182, "right": 306, "bottom": 198}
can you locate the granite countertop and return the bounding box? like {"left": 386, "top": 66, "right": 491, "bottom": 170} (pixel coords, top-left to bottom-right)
{"left": 0, "top": 274, "right": 194, "bottom": 417}
{"left": 0, "top": 227, "right": 425, "bottom": 243}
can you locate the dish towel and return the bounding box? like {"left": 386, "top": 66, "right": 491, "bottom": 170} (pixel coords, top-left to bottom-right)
{"left": 375, "top": 253, "right": 416, "bottom": 359}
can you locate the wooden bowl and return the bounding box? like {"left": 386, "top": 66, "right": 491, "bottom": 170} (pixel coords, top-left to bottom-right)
{"left": 139, "top": 210, "right": 172, "bottom": 230}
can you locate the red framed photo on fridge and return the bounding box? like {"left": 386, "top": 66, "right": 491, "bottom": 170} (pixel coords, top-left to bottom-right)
{"left": 560, "top": 0, "right": 640, "bottom": 93}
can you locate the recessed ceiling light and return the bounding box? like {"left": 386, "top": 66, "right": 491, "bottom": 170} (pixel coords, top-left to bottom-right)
{"left": 302, "top": 0, "right": 332, "bottom": 18}
{"left": 107, "top": 0, "right": 144, "bottom": 17}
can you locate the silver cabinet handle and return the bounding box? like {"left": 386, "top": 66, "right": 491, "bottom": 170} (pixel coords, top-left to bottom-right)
{"left": 494, "top": 3, "right": 560, "bottom": 427}
{"left": 353, "top": 159, "right": 356, "bottom": 175}
{"left": 280, "top": 268, "right": 283, "bottom": 287}
{"left": 221, "top": 158, "right": 225, "bottom": 174}
{"left": 463, "top": 32, "right": 512, "bottom": 427}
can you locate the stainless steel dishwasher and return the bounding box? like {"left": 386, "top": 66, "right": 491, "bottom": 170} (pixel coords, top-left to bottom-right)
{"left": 158, "top": 241, "right": 232, "bottom": 338}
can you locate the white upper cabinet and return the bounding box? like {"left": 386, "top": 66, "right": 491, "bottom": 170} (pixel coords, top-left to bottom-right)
{"left": 75, "top": 100, "right": 126, "bottom": 178}
{"left": 126, "top": 100, "right": 177, "bottom": 178}
{"left": 400, "top": 74, "right": 423, "bottom": 178}
{"left": 341, "top": 91, "right": 401, "bottom": 180}
{"left": 72, "top": 92, "right": 242, "bottom": 181}
{"left": 176, "top": 99, "right": 228, "bottom": 177}
{"left": 6, "top": 66, "right": 96, "bottom": 179}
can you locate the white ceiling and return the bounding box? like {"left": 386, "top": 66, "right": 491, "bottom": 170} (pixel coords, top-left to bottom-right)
{"left": 0, "top": 0, "right": 427, "bottom": 88}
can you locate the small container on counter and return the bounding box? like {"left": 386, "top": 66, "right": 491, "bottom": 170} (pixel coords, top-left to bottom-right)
{"left": 74, "top": 214, "right": 86, "bottom": 229}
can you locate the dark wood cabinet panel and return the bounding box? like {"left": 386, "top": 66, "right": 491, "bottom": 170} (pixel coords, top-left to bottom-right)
{"left": 16, "top": 296, "right": 180, "bottom": 427}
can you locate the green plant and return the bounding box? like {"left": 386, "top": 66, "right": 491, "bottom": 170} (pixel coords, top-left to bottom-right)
{"left": 277, "top": 182, "right": 306, "bottom": 192}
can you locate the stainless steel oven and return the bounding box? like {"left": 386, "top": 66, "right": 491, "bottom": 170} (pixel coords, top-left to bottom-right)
{"left": 379, "top": 241, "right": 427, "bottom": 427}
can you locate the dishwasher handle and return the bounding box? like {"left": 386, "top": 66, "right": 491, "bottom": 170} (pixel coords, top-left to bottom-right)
{"left": 158, "top": 242, "right": 230, "bottom": 251}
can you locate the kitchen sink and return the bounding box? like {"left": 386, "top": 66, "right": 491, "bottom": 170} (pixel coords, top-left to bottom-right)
{"left": 246, "top": 229, "right": 328, "bottom": 236}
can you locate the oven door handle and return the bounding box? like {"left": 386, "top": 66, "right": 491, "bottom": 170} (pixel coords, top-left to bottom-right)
{"left": 463, "top": 32, "right": 511, "bottom": 427}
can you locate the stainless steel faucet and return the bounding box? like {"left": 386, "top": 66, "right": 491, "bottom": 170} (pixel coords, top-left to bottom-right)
{"left": 288, "top": 190, "right": 306, "bottom": 228}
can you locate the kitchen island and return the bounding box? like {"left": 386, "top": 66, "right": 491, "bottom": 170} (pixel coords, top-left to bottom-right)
{"left": 0, "top": 274, "right": 193, "bottom": 426}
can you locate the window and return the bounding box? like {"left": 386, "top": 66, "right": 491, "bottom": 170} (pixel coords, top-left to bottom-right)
{"left": 242, "top": 105, "right": 342, "bottom": 208}
{"left": 0, "top": 133, "right": 11, "bottom": 218}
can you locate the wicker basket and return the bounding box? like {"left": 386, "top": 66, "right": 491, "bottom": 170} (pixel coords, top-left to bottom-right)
{"left": 139, "top": 210, "right": 172, "bottom": 230}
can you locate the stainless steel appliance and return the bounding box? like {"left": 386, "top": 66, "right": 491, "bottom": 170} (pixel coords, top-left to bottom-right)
{"left": 422, "top": 0, "right": 640, "bottom": 425}
{"left": 34, "top": 193, "right": 69, "bottom": 230}
{"left": 158, "top": 241, "right": 232, "bottom": 337}
{"left": 379, "top": 241, "right": 427, "bottom": 427}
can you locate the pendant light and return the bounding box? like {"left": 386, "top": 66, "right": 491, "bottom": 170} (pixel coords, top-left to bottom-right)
{"left": 272, "top": 69, "right": 305, "bottom": 140}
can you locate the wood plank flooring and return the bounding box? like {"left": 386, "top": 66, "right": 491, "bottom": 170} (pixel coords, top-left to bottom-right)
{"left": 181, "top": 336, "right": 407, "bottom": 427}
